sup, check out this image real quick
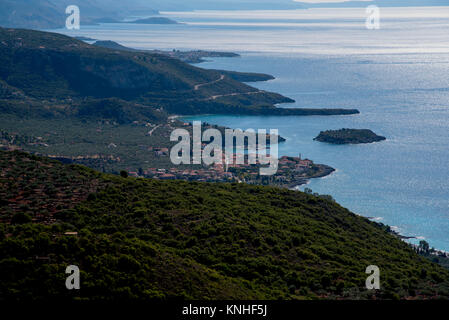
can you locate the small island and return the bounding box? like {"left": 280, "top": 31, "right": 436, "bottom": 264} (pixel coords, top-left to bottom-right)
{"left": 314, "top": 128, "right": 386, "bottom": 144}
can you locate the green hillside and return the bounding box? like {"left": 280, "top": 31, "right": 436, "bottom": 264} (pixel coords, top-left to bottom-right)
{"left": 0, "top": 27, "right": 359, "bottom": 116}
{"left": 1, "top": 149, "right": 448, "bottom": 300}
{"left": 0, "top": 28, "right": 287, "bottom": 112}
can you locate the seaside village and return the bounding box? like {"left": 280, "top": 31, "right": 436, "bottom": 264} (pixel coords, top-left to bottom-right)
{"left": 0, "top": 121, "right": 318, "bottom": 187}
{"left": 121, "top": 120, "right": 319, "bottom": 185}
{"left": 133, "top": 152, "right": 315, "bottom": 186}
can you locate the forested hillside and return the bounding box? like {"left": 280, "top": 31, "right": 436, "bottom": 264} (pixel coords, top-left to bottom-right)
{"left": 0, "top": 28, "right": 359, "bottom": 116}
{"left": 1, "top": 150, "right": 448, "bottom": 300}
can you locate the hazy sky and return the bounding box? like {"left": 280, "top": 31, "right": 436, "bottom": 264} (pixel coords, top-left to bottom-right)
{"left": 296, "top": 0, "right": 371, "bottom": 2}
{"left": 296, "top": 0, "right": 449, "bottom": 6}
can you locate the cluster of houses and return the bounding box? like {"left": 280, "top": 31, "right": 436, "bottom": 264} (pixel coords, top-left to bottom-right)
{"left": 147, "top": 147, "right": 169, "bottom": 157}
{"left": 1, "top": 130, "right": 44, "bottom": 147}
{"left": 278, "top": 156, "right": 313, "bottom": 174}
{"left": 128, "top": 153, "right": 315, "bottom": 186}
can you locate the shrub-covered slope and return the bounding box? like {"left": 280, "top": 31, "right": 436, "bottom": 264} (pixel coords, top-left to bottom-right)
{"left": 1, "top": 150, "right": 448, "bottom": 300}
{"left": 0, "top": 28, "right": 362, "bottom": 116}
{"left": 0, "top": 28, "right": 293, "bottom": 115}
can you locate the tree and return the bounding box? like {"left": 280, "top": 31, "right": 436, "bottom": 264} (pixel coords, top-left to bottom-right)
{"left": 11, "top": 212, "right": 32, "bottom": 224}
{"left": 120, "top": 170, "right": 128, "bottom": 178}
{"left": 418, "top": 240, "right": 430, "bottom": 254}
{"left": 304, "top": 188, "right": 313, "bottom": 195}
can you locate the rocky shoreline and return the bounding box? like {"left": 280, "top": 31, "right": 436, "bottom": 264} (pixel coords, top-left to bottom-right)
{"left": 287, "top": 164, "right": 335, "bottom": 189}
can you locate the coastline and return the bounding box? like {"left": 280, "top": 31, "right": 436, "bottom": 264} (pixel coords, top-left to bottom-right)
{"left": 187, "top": 54, "right": 449, "bottom": 252}
{"left": 16, "top": 28, "right": 447, "bottom": 252}
{"left": 287, "top": 164, "right": 335, "bottom": 189}
{"left": 76, "top": 35, "right": 362, "bottom": 118}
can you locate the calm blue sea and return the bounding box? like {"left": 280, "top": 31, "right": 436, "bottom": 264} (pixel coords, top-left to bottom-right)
{"left": 57, "top": 7, "right": 449, "bottom": 250}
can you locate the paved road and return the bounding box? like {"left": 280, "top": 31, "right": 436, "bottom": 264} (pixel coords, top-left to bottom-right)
{"left": 147, "top": 124, "right": 161, "bottom": 136}
{"left": 194, "top": 74, "right": 225, "bottom": 90}
{"left": 193, "top": 74, "right": 265, "bottom": 101}
{"left": 207, "top": 90, "right": 263, "bottom": 101}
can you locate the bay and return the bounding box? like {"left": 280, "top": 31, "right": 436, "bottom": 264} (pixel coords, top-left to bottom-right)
{"left": 57, "top": 7, "right": 449, "bottom": 250}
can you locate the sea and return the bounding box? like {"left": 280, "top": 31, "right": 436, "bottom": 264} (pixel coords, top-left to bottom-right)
{"left": 55, "top": 6, "right": 449, "bottom": 250}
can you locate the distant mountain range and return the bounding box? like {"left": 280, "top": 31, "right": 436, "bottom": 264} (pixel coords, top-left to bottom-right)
{"left": 145, "top": 0, "right": 307, "bottom": 11}
{"left": 0, "top": 0, "right": 303, "bottom": 30}
{"left": 1, "top": 0, "right": 446, "bottom": 30}
{"left": 0, "top": 0, "right": 158, "bottom": 29}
